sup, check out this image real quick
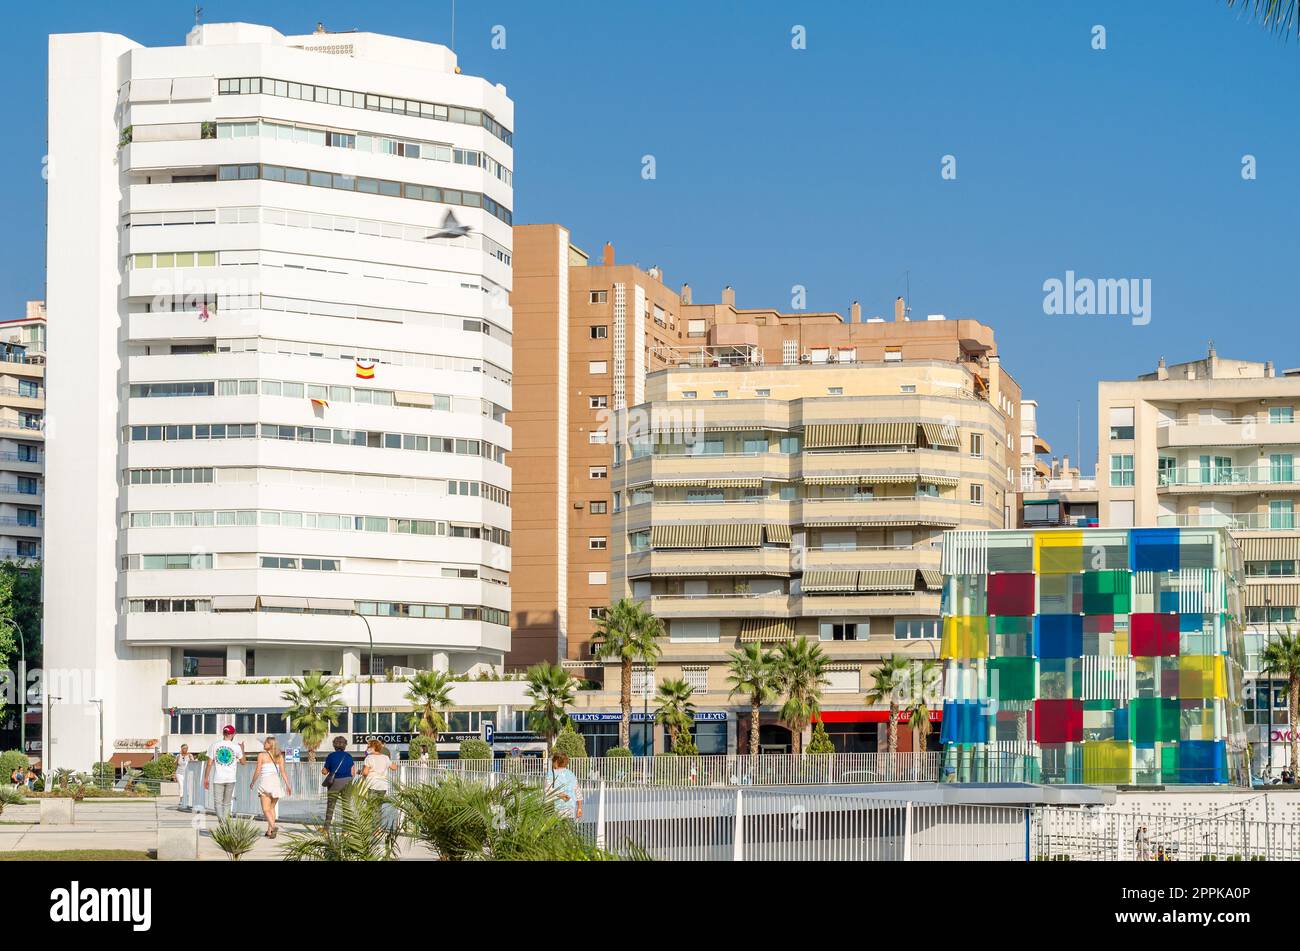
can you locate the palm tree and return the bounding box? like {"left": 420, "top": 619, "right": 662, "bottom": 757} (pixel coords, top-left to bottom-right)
{"left": 525, "top": 661, "right": 577, "bottom": 758}
{"left": 904, "top": 660, "right": 938, "bottom": 778}
{"left": 1223, "top": 0, "right": 1299, "bottom": 38}
{"left": 1261, "top": 627, "right": 1300, "bottom": 780}
{"left": 865, "top": 655, "right": 912, "bottom": 755}
{"left": 591, "top": 598, "right": 663, "bottom": 749}
{"left": 280, "top": 782, "right": 399, "bottom": 861}
{"left": 281, "top": 672, "right": 344, "bottom": 763}
{"left": 405, "top": 670, "right": 454, "bottom": 737}
{"left": 654, "top": 678, "right": 696, "bottom": 749}
{"left": 772, "top": 637, "right": 829, "bottom": 756}
{"left": 727, "top": 643, "right": 776, "bottom": 763}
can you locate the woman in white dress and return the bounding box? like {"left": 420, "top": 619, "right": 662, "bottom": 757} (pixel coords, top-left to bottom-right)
{"left": 250, "top": 736, "right": 292, "bottom": 838}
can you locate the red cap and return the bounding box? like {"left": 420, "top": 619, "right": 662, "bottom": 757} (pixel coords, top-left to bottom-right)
{"left": 222, "top": 725, "right": 235, "bottom": 735}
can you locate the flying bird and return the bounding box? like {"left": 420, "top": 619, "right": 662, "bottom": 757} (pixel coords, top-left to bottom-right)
{"left": 425, "top": 209, "right": 472, "bottom": 240}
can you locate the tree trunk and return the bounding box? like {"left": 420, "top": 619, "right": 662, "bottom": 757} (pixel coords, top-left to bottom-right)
{"left": 750, "top": 696, "right": 761, "bottom": 764}
{"left": 888, "top": 703, "right": 899, "bottom": 754}
{"left": 620, "top": 657, "right": 632, "bottom": 749}
{"left": 791, "top": 720, "right": 803, "bottom": 756}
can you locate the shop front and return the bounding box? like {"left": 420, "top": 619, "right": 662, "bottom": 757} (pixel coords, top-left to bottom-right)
{"left": 569, "top": 711, "right": 730, "bottom": 756}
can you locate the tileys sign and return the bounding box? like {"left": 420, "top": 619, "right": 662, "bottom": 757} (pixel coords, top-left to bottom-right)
{"left": 569, "top": 711, "right": 727, "bottom": 723}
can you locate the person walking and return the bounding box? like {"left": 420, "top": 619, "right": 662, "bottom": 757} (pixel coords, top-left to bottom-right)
{"left": 204, "top": 725, "right": 245, "bottom": 821}
{"left": 359, "top": 739, "right": 396, "bottom": 801}
{"left": 321, "top": 736, "right": 354, "bottom": 826}
{"left": 544, "top": 751, "right": 583, "bottom": 821}
{"left": 174, "top": 744, "right": 196, "bottom": 810}
{"left": 251, "top": 736, "right": 292, "bottom": 838}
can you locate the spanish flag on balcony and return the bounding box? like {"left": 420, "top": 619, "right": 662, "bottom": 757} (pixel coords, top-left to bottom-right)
{"left": 355, "top": 359, "right": 376, "bottom": 380}
{"left": 310, "top": 398, "right": 329, "bottom": 410}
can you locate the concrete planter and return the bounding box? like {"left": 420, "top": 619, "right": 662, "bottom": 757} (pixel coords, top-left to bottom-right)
{"left": 157, "top": 825, "right": 198, "bottom": 860}
{"left": 39, "top": 797, "right": 74, "bottom": 825}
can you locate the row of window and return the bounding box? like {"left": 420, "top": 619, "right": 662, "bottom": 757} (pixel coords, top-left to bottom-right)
{"left": 129, "top": 379, "right": 440, "bottom": 410}
{"left": 125, "top": 597, "right": 508, "bottom": 625}
{"left": 216, "top": 76, "right": 513, "bottom": 146}
{"left": 1246, "top": 560, "right": 1299, "bottom": 577}
{"left": 217, "top": 163, "right": 513, "bottom": 226}
{"left": 124, "top": 505, "right": 508, "bottom": 533}
{"left": 216, "top": 120, "right": 511, "bottom": 184}
{"left": 123, "top": 422, "right": 506, "bottom": 463}
{"left": 122, "top": 466, "right": 505, "bottom": 500}
{"left": 213, "top": 335, "right": 511, "bottom": 386}
{"left": 1111, "top": 405, "right": 1296, "bottom": 439}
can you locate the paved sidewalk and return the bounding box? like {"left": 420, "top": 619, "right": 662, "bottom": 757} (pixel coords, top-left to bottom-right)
{"left": 0, "top": 797, "right": 435, "bottom": 860}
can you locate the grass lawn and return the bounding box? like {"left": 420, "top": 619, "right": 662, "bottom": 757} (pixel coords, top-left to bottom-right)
{"left": 0, "top": 849, "right": 153, "bottom": 861}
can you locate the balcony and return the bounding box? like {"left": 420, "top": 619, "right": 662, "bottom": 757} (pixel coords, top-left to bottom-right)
{"left": 1157, "top": 417, "right": 1300, "bottom": 449}
{"left": 1157, "top": 514, "right": 1297, "bottom": 531}
{"left": 796, "top": 447, "right": 962, "bottom": 482}
{"left": 625, "top": 548, "right": 793, "bottom": 578}
{"left": 795, "top": 496, "right": 963, "bottom": 528}
{"left": 1158, "top": 465, "right": 1300, "bottom": 494}
{"left": 800, "top": 545, "right": 942, "bottom": 571}
{"left": 622, "top": 498, "right": 791, "bottom": 531}
{"left": 649, "top": 593, "right": 790, "bottom": 619}
{"left": 793, "top": 591, "right": 941, "bottom": 618}
{"left": 618, "top": 452, "right": 794, "bottom": 486}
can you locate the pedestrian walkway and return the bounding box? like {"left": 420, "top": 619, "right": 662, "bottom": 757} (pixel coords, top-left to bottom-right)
{"left": 0, "top": 796, "right": 434, "bottom": 860}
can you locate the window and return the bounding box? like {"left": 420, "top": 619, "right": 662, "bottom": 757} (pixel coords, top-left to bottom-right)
{"left": 969, "top": 483, "right": 984, "bottom": 505}
{"left": 587, "top": 571, "right": 607, "bottom": 585}
{"left": 589, "top": 536, "right": 608, "bottom": 550}
{"left": 1109, "top": 454, "right": 1135, "bottom": 487}
{"left": 894, "top": 618, "right": 940, "bottom": 640}
{"left": 681, "top": 391, "right": 697, "bottom": 400}
{"left": 589, "top": 466, "right": 608, "bottom": 479}
{"left": 670, "top": 619, "right": 720, "bottom": 643}
{"left": 1271, "top": 454, "right": 1294, "bottom": 484}
{"left": 589, "top": 290, "right": 608, "bottom": 304}
{"left": 682, "top": 668, "right": 709, "bottom": 692}
{"left": 1109, "top": 407, "right": 1135, "bottom": 440}
{"left": 827, "top": 387, "right": 843, "bottom": 396}
{"left": 687, "top": 319, "right": 707, "bottom": 337}
{"left": 970, "top": 433, "right": 984, "bottom": 458}
{"left": 1271, "top": 406, "right": 1294, "bottom": 424}
{"left": 1109, "top": 500, "right": 1135, "bottom": 528}
{"left": 590, "top": 325, "right": 608, "bottom": 339}
{"left": 779, "top": 436, "right": 800, "bottom": 454}
{"left": 589, "top": 500, "right": 607, "bottom": 515}
{"left": 588, "top": 361, "right": 607, "bottom": 375}
{"left": 713, "top": 390, "right": 728, "bottom": 399}
{"left": 820, "top": 621, "right": 859, "bottom": 641}
{"left": 589, "top": 607, "right": 606, "bottom": 620}
{"left": 884, "top": 347, "right": 902, "bottom": 362}
{"left": 1270, "top": 500, "right": 1295, "bottom": 530}
{"left": 755, "top": 388, "right": 771, "bottom": 398}
{"left": 589, "top": 395, "right": 608, "bottom": 409}
{"left": 629, "top": 530, "right": 650, "bottom": 551}
{"left": 900, "top": 385, "right": 917, "bottom": 394}
{"left": 589, "top": 430, "right": 608, "bottom": 444}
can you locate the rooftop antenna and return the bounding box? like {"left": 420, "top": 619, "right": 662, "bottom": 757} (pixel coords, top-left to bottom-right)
{"left": 451, "top": 0, "right": 456, "bottom": 53}
{"left": 904, "top": 269, "right": 912, "bottom": 319}
{"left": 194, "top": 4, "right": 203, "bottom": 26}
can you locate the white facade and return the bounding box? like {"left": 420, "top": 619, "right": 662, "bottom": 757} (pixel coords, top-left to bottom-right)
{"left": 45, "top": 23, "right": 514, "bottom": 769}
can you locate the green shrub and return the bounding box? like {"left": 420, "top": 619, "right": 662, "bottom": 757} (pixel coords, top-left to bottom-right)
{"left": 91, "top": 762, "right": 115, "bottom": 787}
{"left": 606, "top": 746, "right": 632, "bottom": 758}
{"left": 554, "top": 726, "right": 587, "bottom": 760}
{"left": 211, "top": 817, "right": 260, "bottom": 861}
{"left": 408, "top": 735, "right": 438, "bottom": 761}
{"left": 141, "top": 754, "right": 177, "bottom": 782}
{"left": 459, "top": 739, "right": 492, "bottom": 761}
{"left": 672, "top": 733, "right": 699, "bottom": 755}
{"left": 0, "top": 786, "right": 26, "bottom": 813}
{"left": 0, "top": 750, "right": 28, "bottom": 781}
{"left": 807, "top": 721, "right": 835, "bottom": 755}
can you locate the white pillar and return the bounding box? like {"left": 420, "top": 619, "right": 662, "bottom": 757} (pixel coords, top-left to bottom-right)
{"left": 903, "top": 801, "right": 914, "bottom": 861}
{"left": 341, "top": 649, "right": 361, "bottom": 678}
{"left": 732, "top": 789, "right": 744, "bottom": 861}
{"left": 225, "top": 646, "right": 246, "bottom": 680}
{"left": 596, "top": 782, "right": 607, "bottom": 850}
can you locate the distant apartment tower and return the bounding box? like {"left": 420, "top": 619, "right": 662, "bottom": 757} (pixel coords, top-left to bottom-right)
{"left": 1017, "top": 398, "right": 1097, "bottom": 528}
{"left": 45, "top": 23, "right": 514, "bottom": 769}
{"left": 0, "top": 301, "right": 45, "bottom": 562}
{"left": 1098, "top": 345, "right": 1300, "bottom": 772}
{"left": 558, "top": 317, "right": 1021, "bottom": 756}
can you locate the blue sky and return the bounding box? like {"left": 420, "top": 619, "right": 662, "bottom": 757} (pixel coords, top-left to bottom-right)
{"left": 3, "top": 0, "right": 1297, "bottom": 464}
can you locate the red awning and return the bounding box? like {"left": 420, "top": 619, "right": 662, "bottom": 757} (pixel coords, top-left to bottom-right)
{"left": 817, "top": 710, "right": 943, "bottom": 724}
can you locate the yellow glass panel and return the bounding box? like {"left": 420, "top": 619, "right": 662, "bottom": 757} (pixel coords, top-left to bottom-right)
{"left": 133, "top": 254, "right": 153, "bottom": 269}
{"left": 941, "top": 615, "right": 989, "bottom": 660}
{"left": 1179, "top": 656, "right": 1226, "bottom": 700}
{"left": 197, "top": 251, "right": 217, "bottom": 267}
{"left": 1035, "top": 529, "right": 1085, "bottom": 574}
{"left": 1082, "top": 740, "right": 1132, "bottom": 784}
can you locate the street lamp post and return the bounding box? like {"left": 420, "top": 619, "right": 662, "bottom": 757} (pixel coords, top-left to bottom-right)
{"left": 1, "top": 617, "right": 25, "bottom": 756}
{"left": 354, "top": 612, "right": 374, "bottom": 747}
{"left": 46, "top": 694, "right": 62, "bottom": 779}
{"left": 89, "top": 698, "right": 104, "bottom": 785}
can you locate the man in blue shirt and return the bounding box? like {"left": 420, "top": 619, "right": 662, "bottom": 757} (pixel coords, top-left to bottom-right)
{"left": 321, "top": 736, "right": 355, "bottom": 826}
{"left": 544, "top": 751, "right": 583, "bottom": 820}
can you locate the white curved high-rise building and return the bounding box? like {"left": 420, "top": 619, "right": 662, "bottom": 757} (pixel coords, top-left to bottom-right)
{"left": 44, "top": 23, "right": 513, "bottom": 769}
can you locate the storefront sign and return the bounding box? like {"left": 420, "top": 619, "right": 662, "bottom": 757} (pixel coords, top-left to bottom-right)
{"left": 569, "top": 711, "right": 727, "bottom": 723}
{"left": 438, "top": 731, "right": 542, "bottom": 744}
{"left": 113, "top": 738, "right": 158, "bottom": 751}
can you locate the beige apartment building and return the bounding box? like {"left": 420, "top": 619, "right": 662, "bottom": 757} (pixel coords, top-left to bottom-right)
{"left": 1097, "top": 345, "right": 1300, "bottom": 771}
{"left": 561, "top": 337, "right": 1021, "bottom": 755}
{"left": 0, "top": 301, "right": 45, "bottom": 562}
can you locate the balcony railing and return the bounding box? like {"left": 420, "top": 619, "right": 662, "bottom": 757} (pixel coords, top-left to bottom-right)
{"left": 1159, "top": 416, "right": 1294, "bottom": 428}
{"left": 1157, "top": 513, "right": 1295, "bottom": 531}
{"left": 1158, "top": 465, "right": 1300, "bottom": 487}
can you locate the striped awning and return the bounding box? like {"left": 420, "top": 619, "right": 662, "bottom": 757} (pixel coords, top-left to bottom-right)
{"left": 805, "top": 423, "right": 860, "bottom": 449}
{"left": 919, "top": 569, "right": 944, "bottom": 590}
{"left": 868, "top": 473, "right": 921, "bottom": 484}
{"left": 1246, "top": 583, "right": 1300, "bottom": 607}
{"left": 802, "top": 570, "right": 859, "bottom": 592}
{"left": 919, "top": 423, "right": 960, "bottom": 449}
{"left": 650, "top": 524, "right": 762, "bottom": 549}
{"left": 765, "top": 523, "right": 792, "bottom": 544}
{"left": 739, "top": 618, "right": 797, "bottom": 642}
{"left": 919, "top": 474, "right": 961, "bottom": 488}
{"left": 1239, "top": 536, "right": 1300, "bottom": 562}
{"left": 858, "top": 569, "right": 916, "bottom": 592}
{"left": 707, "top": 478, "right": 761, "bottom": 488}
{"left": 861, "top": 422, "right": 918, "bottom": 446}
{"left": 802, "top": 474, "right": 863, "bottom": 485}
{"left": 652, "top": 478, "right": 710, "bottom": 487}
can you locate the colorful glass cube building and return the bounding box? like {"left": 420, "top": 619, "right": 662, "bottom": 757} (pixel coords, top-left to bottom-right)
{"left": 939, "top": 527, "right": 1249, "bottom": 785}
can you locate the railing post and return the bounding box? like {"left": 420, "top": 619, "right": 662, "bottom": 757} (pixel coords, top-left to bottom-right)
{"left": 732, "top": 788, "right": 744, "bottom": 861}
{"left": 903, "top": 800, "right": 913, "bottom": 861}
{"left": 596, "top": 781, "right": 606, "bottom": 850}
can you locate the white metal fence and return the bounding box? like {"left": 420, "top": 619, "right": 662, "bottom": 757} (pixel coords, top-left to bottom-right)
{"left": 402, "top": 752, "right": 942, "bottom": 788}
{"left": 1033, "top": 806, "right": 1300, "bottom": 861}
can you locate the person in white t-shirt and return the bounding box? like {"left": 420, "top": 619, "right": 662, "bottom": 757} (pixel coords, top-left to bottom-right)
{"left": 359, "top": 739, "right": 397, "bottom": 800}
{"left": 204, "top": 725, "right": 245, "bottom": 820}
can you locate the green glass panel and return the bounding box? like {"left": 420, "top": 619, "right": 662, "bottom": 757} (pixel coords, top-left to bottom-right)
{"left": 987, "top": 657, "right": 1034, "bottom": 701}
